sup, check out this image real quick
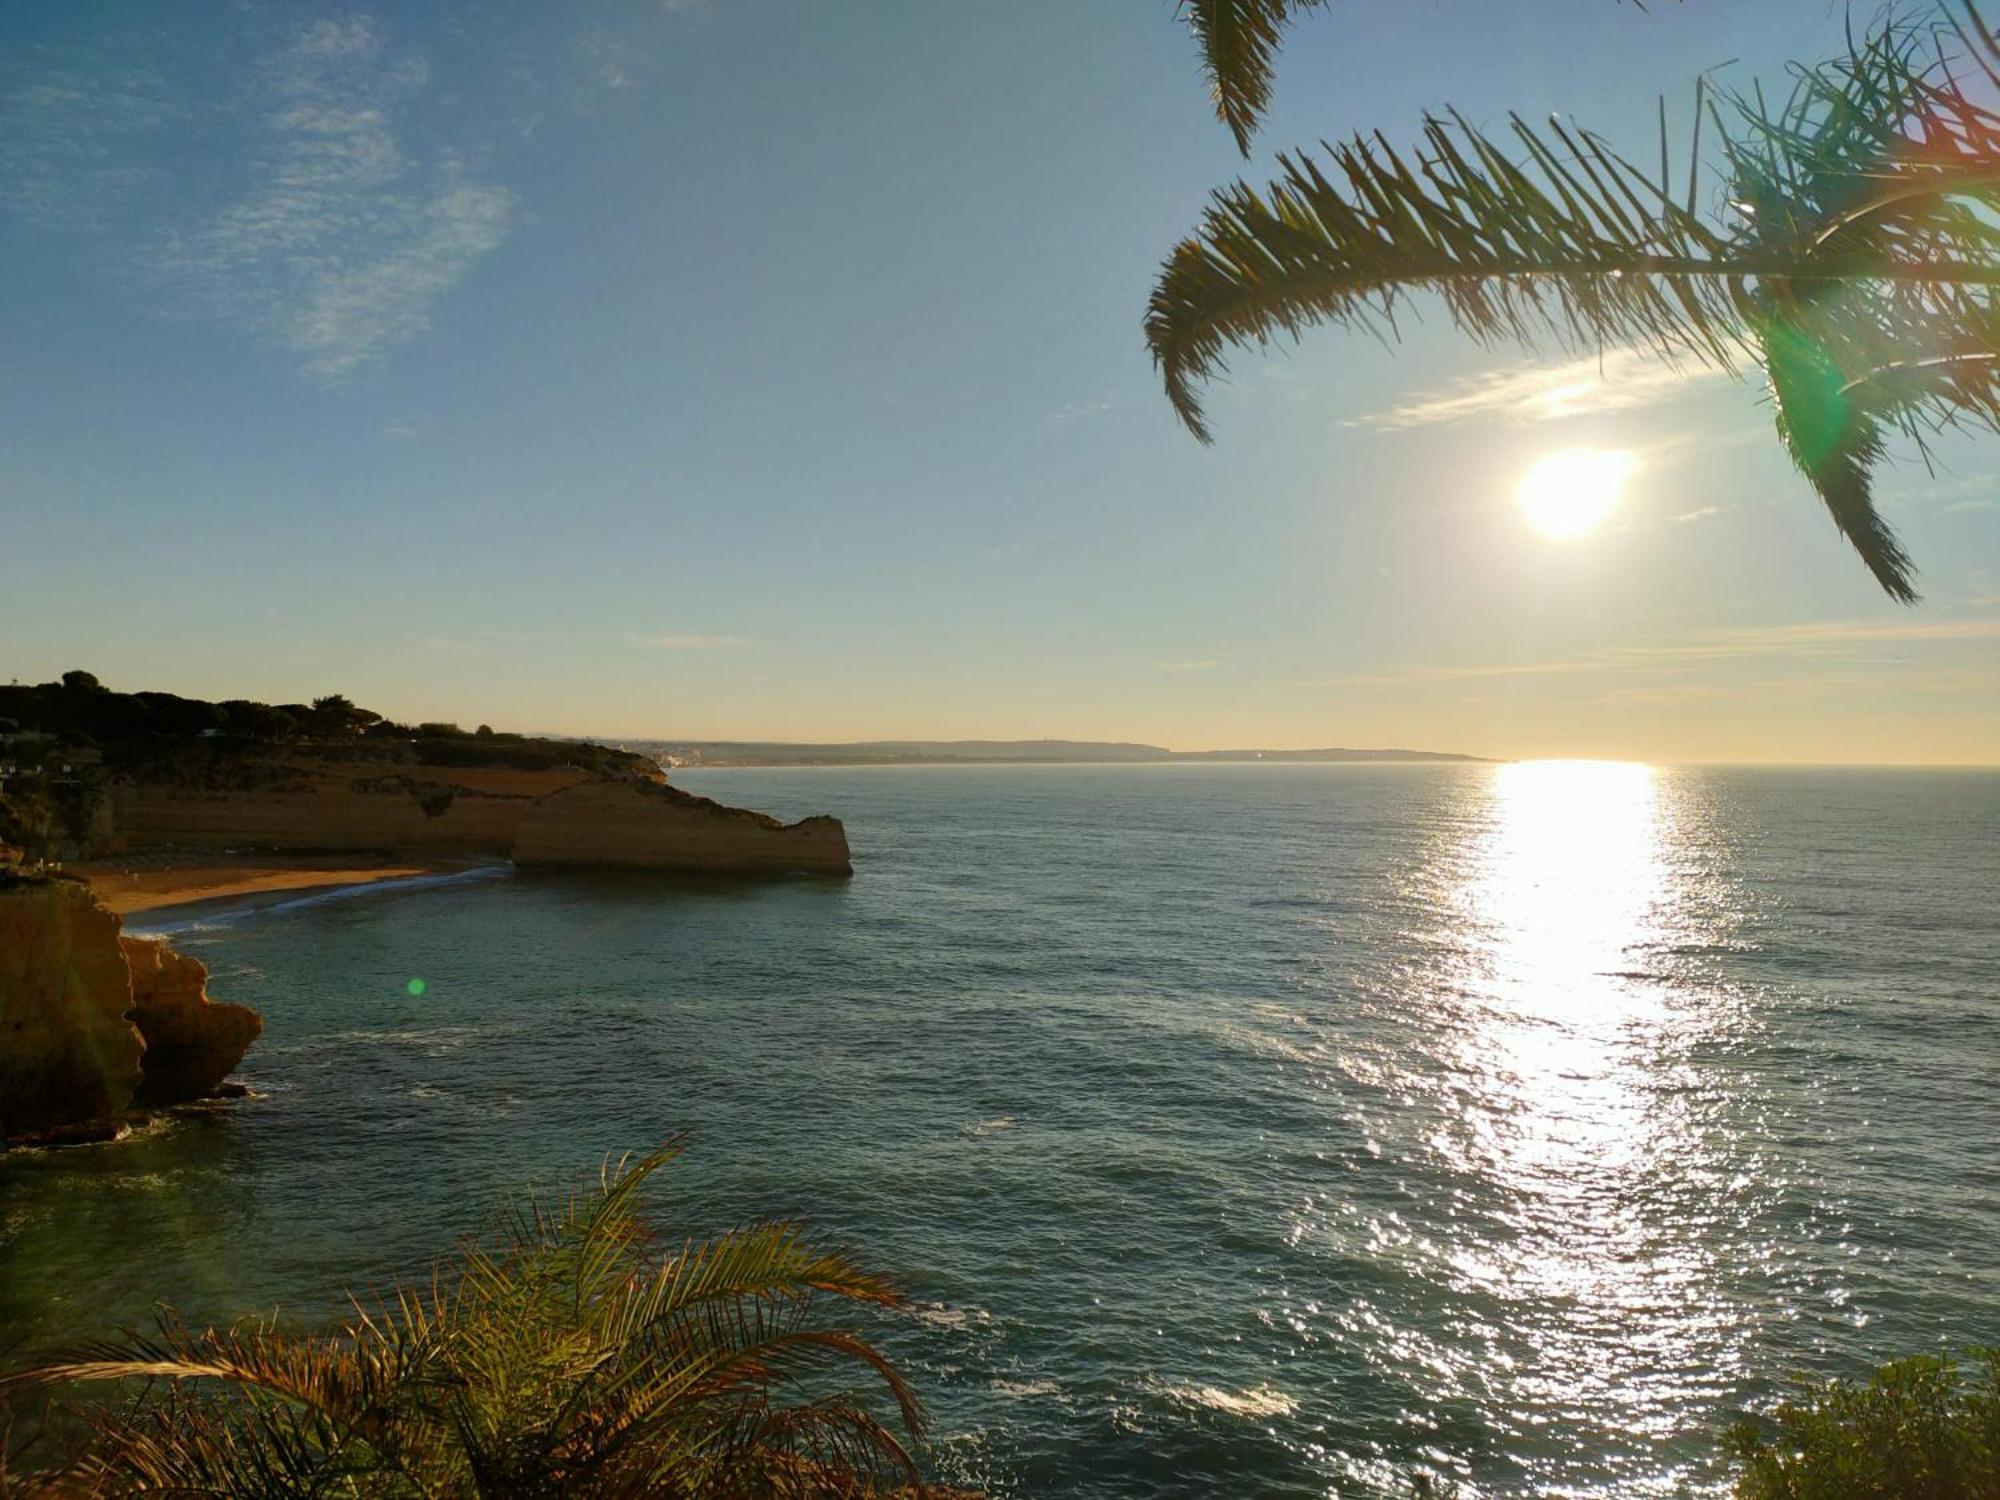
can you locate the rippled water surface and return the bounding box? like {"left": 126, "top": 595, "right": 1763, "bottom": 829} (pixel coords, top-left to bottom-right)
{"left": 5, "top": 764, "right": 1998, "bottom": 1495}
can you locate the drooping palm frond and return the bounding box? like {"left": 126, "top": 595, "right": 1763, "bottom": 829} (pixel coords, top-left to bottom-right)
{"left": 1180, "top": 0, "right": 1653, "bottom": 157}
{"left": 1180, "top": 0, "right": 1331, "bottom": 155}
{"left": 1149, "top": 14, "right": 2000, "bottom": 600}
{"left": 2, "top": 1143, "right": 943, "bottom": 1498}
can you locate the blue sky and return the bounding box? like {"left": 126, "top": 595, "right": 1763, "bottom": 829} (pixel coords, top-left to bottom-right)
{"left": 3, "top": 0, "right": 1997, "bottom": 762}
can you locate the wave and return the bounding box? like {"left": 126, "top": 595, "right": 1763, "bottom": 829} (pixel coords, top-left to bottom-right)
{"left": 1156, "top": 1381, "right": 1299, "bottom": 1420}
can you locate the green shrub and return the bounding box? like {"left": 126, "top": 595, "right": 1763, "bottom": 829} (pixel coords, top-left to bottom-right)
{"left": 1725, "top": 1348, "right": 2000, "bottom": 1499}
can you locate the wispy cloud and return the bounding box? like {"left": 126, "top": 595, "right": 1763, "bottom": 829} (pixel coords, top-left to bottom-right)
{"left": 1302, "top": 615, "right": 2000, "bottom": 690}
{"left": 1683, "top": 616, "right": 2000, "bottom": 654}
{"left": 1049, "top": 395, "right": 1118, "bottom": 425}
{"left": 1156, "top": 653, "right": 1231, "bottom": 673}
{"left": 0, "top": 66, "right": 172, "bottom": 230}
{"left": 156, "top": 16, "right": 513, "bottom": 378}
{"left": 1878, "top": 472, "right": 1998, "bottom": 511}
{"left": 3, "top": 15, "right": 513, "bottom": 380}
{"left": 1667, "top": 505, "right": 1723, "bottom": 523}
{"left": 1296, "top": 659, "right": 1601, "bottom": 690}
{"left": 625, "top": 633, "right": 750, "bottom": 650}
{"left": 578, "top": 30, "right": 639, "bottom": 91}
{"left": 1352, "top": 347, "right": 1724, "bottom": 431}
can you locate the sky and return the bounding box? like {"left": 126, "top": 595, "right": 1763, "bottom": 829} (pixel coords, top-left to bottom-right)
{"left": 2, "top": 0, "right": 1997, "bottom": 764}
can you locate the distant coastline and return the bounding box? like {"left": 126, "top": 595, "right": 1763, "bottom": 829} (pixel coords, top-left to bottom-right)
{"left": 601, "top": 738, "right": 1497, "bottom": 769}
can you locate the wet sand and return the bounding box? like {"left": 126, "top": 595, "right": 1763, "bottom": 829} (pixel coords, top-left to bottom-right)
{"left": 74, "top": 852, "right": 469, "bottom": 916}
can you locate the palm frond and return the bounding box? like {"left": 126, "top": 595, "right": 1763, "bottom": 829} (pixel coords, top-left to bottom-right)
{"left": 1179, "top": 0, "right": 1655, "bottom": 157}
{"left": 5, "top": 1146, "right": 935, "bottom": 1498}
{"left": 1149, "top": 18, "right": 2000, "bottom": 598}
{"left": 1180, "top": 0, "right": 1331, "bottom": 155}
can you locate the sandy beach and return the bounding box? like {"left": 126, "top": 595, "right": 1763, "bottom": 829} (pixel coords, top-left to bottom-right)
{"left": 74, "top": 852, "right": 471, "bottom": 916}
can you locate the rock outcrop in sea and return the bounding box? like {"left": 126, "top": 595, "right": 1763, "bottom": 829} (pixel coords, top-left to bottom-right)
{"left": 0, "top": 871, "right": 262, "bottom": 1143}
{"left": 121, "top": 933, "right": 264, "bottom": 1106}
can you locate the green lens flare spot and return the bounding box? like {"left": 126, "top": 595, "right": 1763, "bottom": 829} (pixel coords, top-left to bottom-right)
{"left": 407, "top": 978, "right": 427, "bottom": 997}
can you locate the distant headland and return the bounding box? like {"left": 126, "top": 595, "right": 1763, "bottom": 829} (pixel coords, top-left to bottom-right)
{"left": 596, "top": 738, "right": 1495, "bottom": 769}
{"left": 0, "top": 672, "right": 852, "bottom": 894}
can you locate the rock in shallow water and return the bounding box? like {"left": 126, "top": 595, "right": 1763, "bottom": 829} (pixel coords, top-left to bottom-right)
{"left": 0, "top": 873, "right": 145, "bottom": 1136}
{"left": 122, "top": 934, "right": 263, "bottom": 1107}
{"left": 0, "top": 870, "right": 261, "bottom": 1141}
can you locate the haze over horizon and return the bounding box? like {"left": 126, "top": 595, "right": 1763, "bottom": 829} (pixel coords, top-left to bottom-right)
{"left": 5, "top": 1, "right": 1998, "bottom": 764}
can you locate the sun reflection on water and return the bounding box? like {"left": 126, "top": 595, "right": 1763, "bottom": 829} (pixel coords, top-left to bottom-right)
{"left": 1436, "top": 758, "right": 1740, "bottom": 1484}
{"left": 1294, "top": 760, "right": 1756, "bottom": 1493}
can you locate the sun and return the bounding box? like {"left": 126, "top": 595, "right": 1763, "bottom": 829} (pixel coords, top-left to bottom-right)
{"left": 1516, "top": 448, "right": 1635, "bottom": 541}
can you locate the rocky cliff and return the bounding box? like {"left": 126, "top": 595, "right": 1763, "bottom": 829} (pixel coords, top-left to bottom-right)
{"left": 121, "top": 934, "right": 263, "bottom": 1106}
{"left": 0, "top": 873, "right": 262, "bottom": 1142}
{"left": 512, "top": 779, "right": 853, "bottom": 875}
{"left": 102, "top": 754, "right": 852, "bottom": 876}
{"left": 0, "top": 874, "right": 142, "bottom": 1136}
{"left": 3, "top": 676, "right": 853, "bottom": 877}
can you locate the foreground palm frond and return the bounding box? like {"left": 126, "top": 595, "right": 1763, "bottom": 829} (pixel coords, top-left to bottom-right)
{"left": 2, "top": 1143, "right": 939, "bottom": 1498}
{"left": 1179, "top": 0, "right": 1646, "bottom": 157}
{"left": 1179, "top": 0, "right": 1331, "bottom": 155}
{"left": 1149, "top": 12, "right": 2000, "bottom": 600}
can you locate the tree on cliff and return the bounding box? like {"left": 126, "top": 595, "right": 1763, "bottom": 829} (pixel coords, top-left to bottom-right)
{"left": 4, "top": 1144, "right": 937, "bottom": 1498}
{"left": 1154, "top": 2, "right": 2000, "bottom": 601}
{"left": 309, "top": 694, "right": 384, "bottom": 738}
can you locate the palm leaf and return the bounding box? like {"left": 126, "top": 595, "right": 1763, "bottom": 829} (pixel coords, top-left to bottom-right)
{"left": 1149, "top": 16, "right": 2000, "bottom": 599}
{"left": 5, "top": 1146, "right": 935, "bottom": 1498}
{"left": 1180, "top": 0, "right": 1648, "bottom": 156}
{"left": 1180, "top": 0, "right": 1331, "bottom": 155}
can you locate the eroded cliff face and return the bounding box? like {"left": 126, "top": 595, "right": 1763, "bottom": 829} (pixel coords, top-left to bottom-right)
{"left": 105, "top": 753, "right": 851, "bottom": 876}
{"left": 109, "top": 759, "right": 583, "bottom": 855}
{"left": 122, "top": 935, "right": 264, "bottom": 1106}
{"left": 512, "top": 779, "right": 852, "bottom": 875}
{"left": 0, "top": 874, "right": 262, "bottom": 1141}
{"left": 0, "top": 875, "right": 142, "bottom": 1136}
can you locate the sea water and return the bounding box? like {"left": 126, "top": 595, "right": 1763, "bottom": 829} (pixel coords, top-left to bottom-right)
{"left": 4, "top": 763, "right": 1997, "bottom": 1496}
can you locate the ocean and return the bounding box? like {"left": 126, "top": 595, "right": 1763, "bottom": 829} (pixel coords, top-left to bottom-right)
{"left": 4, "top": 763, "right": 1997, "bottom": 1496}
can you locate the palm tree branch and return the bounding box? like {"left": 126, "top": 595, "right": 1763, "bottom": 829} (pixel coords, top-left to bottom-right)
{"left": 1179, "top": 0, "right": 1332, "bottom": 155}
{"left": 1148, "top": 23, "right": 2000, "bottom": 596}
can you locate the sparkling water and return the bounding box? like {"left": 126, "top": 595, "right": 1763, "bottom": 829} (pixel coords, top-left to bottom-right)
{"left": 5, "top": 763, "right": 1996, "bottom": 1496}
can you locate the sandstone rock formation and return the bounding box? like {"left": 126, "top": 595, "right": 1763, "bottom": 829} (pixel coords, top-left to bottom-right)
{"left": 0, "top": 873, "right": 143, "bottom": 1136}
{"left": 0, "top": 872, "right": 262, "bottom": 1142}
{"left": 121, "top": 935, "right": 264, "bottom": 1106}
{"left": 512, "top": 779, "right": 852, "bottom": 875}
{"left": 106, "top": 754, "right": 852, "bottom": 876}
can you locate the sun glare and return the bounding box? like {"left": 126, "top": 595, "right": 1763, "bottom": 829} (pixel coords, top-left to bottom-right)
{"left": 1516, "top": 448, "right": 1635, "bottom": 541}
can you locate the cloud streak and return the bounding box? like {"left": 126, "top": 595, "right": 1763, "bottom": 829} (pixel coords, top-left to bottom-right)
{"left": 158, "top": 16, "right": 513, "bottom": 378}
{"left": 625, "top": 633, "right": 750, "bottom": 651}
{"left": 1301, "top": 615, "right": 2000, "bottom": 690}
{"left": 1352, "top": 347, "right": 1725, "bottom": 430}
{"left": 2, "top": 15, "right": 513, "bottom": 379}
{"left": 1156, "top": 652, "right": 1232, "bottom": 673}
{"left": 0, "top": 66, "right": 172, "bottom": 231}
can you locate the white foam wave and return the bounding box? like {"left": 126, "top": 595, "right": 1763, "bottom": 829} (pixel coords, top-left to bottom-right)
{"left": 991, "top": 1377, "right": 1059, "bottom": 1399}
{"left": 1158, "top": 1381, "right": 1298, "bottom": 1419}
{"left": 909, "top": 1302, "right": 994, "bottom": 1332}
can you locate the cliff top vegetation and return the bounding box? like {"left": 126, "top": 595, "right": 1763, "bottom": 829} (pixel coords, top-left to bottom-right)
{"left": 0, "top": 673, "right": 653, "bottom": 780}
